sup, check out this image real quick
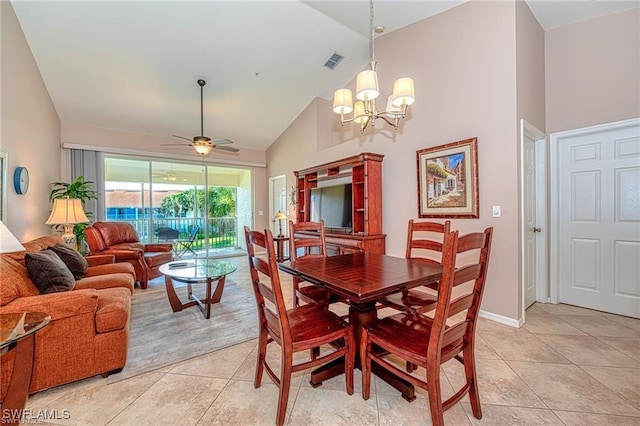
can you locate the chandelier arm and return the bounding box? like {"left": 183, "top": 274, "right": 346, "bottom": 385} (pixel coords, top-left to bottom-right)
{"left": 374, "top": 114, "right": 400, "bottom": 130}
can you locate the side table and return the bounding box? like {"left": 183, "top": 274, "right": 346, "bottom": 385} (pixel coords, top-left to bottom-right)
{"left": 273, "top": 236, "right": 290, "bottom": 262}
{"left": 0, "top": 312, "right": 50, "bottom": 425}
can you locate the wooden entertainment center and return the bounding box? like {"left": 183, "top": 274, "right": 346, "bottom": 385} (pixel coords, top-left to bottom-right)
{"left": 294, "top": 152, "right": 386, "bottom": 254}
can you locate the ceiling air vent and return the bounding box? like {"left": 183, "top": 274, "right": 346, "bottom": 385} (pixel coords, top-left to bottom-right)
{"left": 323, "top": 53, "right": 344, "bottom": 70}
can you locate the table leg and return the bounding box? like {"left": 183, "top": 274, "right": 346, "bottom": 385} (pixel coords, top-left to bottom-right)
{"left": 204, "top": 278, "right": 212, "bottom": 319}
{"left": 2, "top": 334, "right": 36, "bottom": 425}
{"left": 309, "top": 301, "right": 415, "bottom": 401}
{"left": 165, "top": 275, "right": 184, "bottom": 312}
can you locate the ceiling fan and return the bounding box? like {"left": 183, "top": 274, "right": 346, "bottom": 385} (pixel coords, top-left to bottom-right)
{"left": 164, "top": 79, "right": 239, "bottom": 157}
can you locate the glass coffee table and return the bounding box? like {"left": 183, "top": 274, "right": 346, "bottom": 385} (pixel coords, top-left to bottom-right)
{"left": 159, "top": 259, "right": 237, "bottom": 319}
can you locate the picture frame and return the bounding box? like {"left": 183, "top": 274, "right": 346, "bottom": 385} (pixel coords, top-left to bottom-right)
{"left": 0, "top": 151, "right": 7, "bottom": 222}
{"left": 417, "top": 137, "right": 479, "bottom": 218}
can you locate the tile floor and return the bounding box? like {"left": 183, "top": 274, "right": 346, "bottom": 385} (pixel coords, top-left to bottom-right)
{"left": 23, "top": 257, "right": 640, "bottom": 425}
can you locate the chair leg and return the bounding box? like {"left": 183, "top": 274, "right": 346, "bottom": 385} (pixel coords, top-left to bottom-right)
{"left": 344, "top": 329, "right": 355, "bottom": 395}
{"left": 254, "top": 331, "right": 267, "bottom": 388}
{"left": 426, "top": 362, "right": 444, "bottom": 426}
{"left": 360, "top": 329, "right": 371, "bottom": 400}
{"left": 310, "top": 347, "right": 320, "bottom": 360}
{"left": 464, "top": 345, "right": 482, "bottom": 419}
{"left": 276, "top": 352, "right": 293, "bottom": 426}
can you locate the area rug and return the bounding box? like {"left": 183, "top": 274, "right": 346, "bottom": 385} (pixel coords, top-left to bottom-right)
{"left": 107, "top": 274, "right": 258, "bottom": 383}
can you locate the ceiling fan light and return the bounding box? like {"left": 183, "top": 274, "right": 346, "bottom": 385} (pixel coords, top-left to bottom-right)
{"left": 193, "top": 141, "right": 212, "bottom": 156}
{"left": 333, "top": 89, "right": 353, "bottom": 115}
{"left": 391, "top": 77, "right": 415, "bottom": 107}
{"left": 355, "top": 69, "right": 379, "bottom": 101}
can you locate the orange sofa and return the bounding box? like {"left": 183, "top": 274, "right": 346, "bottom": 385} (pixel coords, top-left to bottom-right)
{"left": 0, "top": 235, "right": 135, "bottom": 399}
{"left": 85, "top": 222, "right": 173, "bottom": 289}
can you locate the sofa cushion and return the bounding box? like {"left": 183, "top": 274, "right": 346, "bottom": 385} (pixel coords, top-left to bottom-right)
{"left": 95, "top": 288, "right": 131, "bottom": 333}
{"left": 49, "top": 243, "right": 88, "bottom": 279}
{"left": 0, "top": 257, "right": 40, "bottom": 305}
{"left": 75, "top": 272, "right": 134, "bottom": 294}
{"left": 25, "top": 250, "right": 76, "bottom": 294}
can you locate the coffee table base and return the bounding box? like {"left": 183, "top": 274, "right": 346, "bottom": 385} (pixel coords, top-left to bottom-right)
{"left": 165, "top": 275, "right": 226, "bottom": 319}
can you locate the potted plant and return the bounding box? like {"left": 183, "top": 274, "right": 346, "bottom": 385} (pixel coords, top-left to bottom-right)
{"left": 49, "top": 176, "right": 99, "bottom": 252}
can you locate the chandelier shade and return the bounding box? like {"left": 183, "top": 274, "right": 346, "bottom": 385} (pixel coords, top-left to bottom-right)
{"left": 332, "top": 0, "right": 415, "bottom": 134}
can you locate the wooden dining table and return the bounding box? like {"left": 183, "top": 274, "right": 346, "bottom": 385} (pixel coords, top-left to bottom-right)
{"left": 279, "top": 252, "right": 442, "bottom": 402}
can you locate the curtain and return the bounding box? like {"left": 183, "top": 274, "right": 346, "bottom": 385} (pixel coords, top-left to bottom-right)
{"left": 70, "top": 149, "right": 105, "bottom": 221}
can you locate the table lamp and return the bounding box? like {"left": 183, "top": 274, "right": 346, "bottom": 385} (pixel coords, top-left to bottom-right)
{"left": 274, "top": 211, "right": 287, "bottom": 237}
{"left": 0, "top": 220, "right": 25, "bottom": 253}
{"left": 45, "top": 198, "right": 89, "bottom": 249}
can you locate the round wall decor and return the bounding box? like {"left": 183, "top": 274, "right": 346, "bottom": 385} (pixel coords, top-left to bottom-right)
{"left": 13, "top": 166, "right": 29, "bottom": 195}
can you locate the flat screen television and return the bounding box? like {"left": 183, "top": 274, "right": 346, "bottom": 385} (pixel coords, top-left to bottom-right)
{"left": 310, "top": 183, "right": 353, "bottom": 233}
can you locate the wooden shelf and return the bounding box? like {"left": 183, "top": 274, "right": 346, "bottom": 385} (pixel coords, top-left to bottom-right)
{"left": 294, "top": 152, "right": 385, "bottom": 254}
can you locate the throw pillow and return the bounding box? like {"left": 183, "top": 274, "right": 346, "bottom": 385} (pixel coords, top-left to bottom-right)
{"left": 49, "top": 243, "right": 88, "bottom": 279}
{"left": 25, "top": 250, "right": 76, "bottom": 294}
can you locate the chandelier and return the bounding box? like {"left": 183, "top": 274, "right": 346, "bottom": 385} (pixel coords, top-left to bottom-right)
{"left": 332, "top": 0, "right": 415, "bottom": 133}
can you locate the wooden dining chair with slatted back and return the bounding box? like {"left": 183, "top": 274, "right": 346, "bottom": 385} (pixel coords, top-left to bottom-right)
{"left": 361, "top": 227, "right": 493, "bottom": 426}
{"left": 244, "top": 226, "right": 356, "bottom": 426}
{"left": 379, "top": 219, "right": 451, "bottom": 314}
{"left": 288, "top": 220, "right": 337, "bottom": 308}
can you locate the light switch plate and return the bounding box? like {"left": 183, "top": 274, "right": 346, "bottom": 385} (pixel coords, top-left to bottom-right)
{"left": 492, "top": 206, "right": 501, "bottom": 217}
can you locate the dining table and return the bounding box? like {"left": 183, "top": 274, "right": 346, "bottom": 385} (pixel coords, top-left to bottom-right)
{"left": 279, "top": 252, "right": 442, "bottom": 402}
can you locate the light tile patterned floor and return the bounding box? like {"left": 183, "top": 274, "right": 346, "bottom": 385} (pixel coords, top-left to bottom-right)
{"left": 24, "top": 257, "right": 640, "bottom": 425}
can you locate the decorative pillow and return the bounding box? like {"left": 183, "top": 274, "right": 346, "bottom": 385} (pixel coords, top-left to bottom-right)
{"left": 25, "top": 250, "right": 76, "bottom": 294}
{"left": 49, "top": 243, "right": 88, "bottom": 279}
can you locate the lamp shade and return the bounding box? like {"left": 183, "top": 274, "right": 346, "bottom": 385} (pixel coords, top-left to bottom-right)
{"left": 0, "top": 220, "right": 25, "bottom": 253}
{"left": 391, "top": 77, "right": 415, "bottom": 107}
{"left": 274, "top": 211, "right": 287, "bottom": 220}
{"left": 45, "top": 198, "right": 89, "bottom": 225}
{"left": 385, "top": 95, "right": 403, "bottom": 119}
{"left": 355, "top": 70, "right": 379, "bottom": 101}
{"left": 353, "top": 101, "right": 368, "bottom": 124}
{"left": 332, "top": 89, "right": 353, "bottom": 115}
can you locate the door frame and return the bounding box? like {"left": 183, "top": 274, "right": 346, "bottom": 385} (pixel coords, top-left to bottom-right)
{"left": 269, "top": 174, "right": 287, "bottom": 236}
{"left": 549, "top": 117, "right": 640, "bottom": 304}
{"left": 519, "top": 119, "right": 547, "bottom": 321}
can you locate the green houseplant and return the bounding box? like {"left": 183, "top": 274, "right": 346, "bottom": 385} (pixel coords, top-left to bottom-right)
{"left": 49, "top": 176, "right": 99, "bottom": 251}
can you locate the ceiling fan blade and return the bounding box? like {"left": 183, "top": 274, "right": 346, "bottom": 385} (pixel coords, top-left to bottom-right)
{"left": 212, "top": 138, "right": 234, "bottom": 145}
{"left": 215, "top": 145, "right": 240, "bottom": 153}
{"left": 172, "top": 135, "right": 193, "bottom": 142}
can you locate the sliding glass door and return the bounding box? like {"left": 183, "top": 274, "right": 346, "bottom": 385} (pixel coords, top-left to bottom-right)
{"left": 104, "top": 156, "right": 252, "bottom": 257}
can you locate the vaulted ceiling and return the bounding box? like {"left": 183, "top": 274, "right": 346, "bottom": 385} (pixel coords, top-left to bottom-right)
{"left": 11, "top": 0, "right": 639, "bottom": 151}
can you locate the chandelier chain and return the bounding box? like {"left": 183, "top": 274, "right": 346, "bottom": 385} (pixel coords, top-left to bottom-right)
{"left": 369, "top": 0, "right": 375, "bottom": 63}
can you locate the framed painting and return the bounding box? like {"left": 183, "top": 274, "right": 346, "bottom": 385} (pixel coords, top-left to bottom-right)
{"left": 417, "top": 137, "right": 479, "bottom": 218}
{"left": 0, "top": 151, "right": 7, "bottom": 222}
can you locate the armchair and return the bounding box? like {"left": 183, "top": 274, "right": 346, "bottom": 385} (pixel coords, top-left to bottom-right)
{"left": 85, "top": 222, "right": 173, "bottom": 289}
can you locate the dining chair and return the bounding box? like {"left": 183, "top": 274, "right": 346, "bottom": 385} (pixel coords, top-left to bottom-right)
{"left": 244, "top": 226, "right": 356, "bottom": 426}
{"left": 360, "top": 227, "right": 493, "bottom": 426}
{"left": 288, "top": 220, "right": 337, "bottom": 307}
{"left": 379, "top": 219, "right": 451, "bottom": 314}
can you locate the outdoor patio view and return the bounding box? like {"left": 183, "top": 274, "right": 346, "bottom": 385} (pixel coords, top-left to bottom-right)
{"left": 103, "top": 156, "right": 252, "bottom": 258}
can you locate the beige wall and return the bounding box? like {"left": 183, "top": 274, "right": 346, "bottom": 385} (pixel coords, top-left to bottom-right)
{"left": 516, "top": 0, "right": 546, "bottom": 133}
{"left": 268, "top": 1, "right": 522, "bottom": 321}
{"left": 1, "top": 1, "right": 61, "bottom": 241}
{"left": 546, "top": 8, "right": 640, "bottom": 133}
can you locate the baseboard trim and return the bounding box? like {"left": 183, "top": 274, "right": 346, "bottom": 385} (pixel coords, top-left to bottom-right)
{"left": 479, "top": 309, "right": 522, "bottom": 328}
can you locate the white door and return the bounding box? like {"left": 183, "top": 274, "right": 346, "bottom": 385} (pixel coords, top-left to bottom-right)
{"left": 552, "top": 119, "right": 640, "bottom": 318}
{"left": 521, "top": 120, "right": 546, "bottom": 312}
{"left": 269, "top": 175, "right": 287, "bottom": 236}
